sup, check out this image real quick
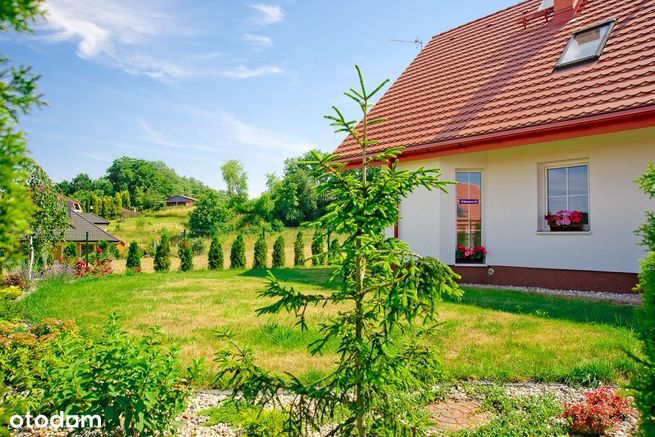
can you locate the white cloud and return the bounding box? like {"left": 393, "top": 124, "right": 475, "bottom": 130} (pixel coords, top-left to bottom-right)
{"left": 243, "top": 33, "right": 273, "bottom": 48}
{"left": 138, "top": 118, "right": 220, "bottom": 152}
{"left": 249, "top": 4, "right": 284, "bottom": 25}
{"left": 218, "top": 65, "right": 283, "bottom": 79}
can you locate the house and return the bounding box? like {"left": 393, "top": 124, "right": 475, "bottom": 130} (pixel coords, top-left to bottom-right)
{"left": 53, "top": 200, "right": 125, "bottom": 259}
{"left": 334, "top": 0, "right": 655, "bottom": 292}
{"left": 164, "top": 195, "right": 197, "bottom": 207}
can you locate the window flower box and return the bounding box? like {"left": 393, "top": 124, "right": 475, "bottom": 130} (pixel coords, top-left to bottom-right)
{"left": 545, "top": 210, "right": 588, "bottom": 232}
{"left": 456, "top": 245, "right": 487, "bottom": 264}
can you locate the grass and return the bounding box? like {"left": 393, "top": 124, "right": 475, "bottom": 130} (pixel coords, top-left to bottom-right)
{"left": 107, "top": 207, "right": 329, "bottom": 273}
{"left": 22, "top": 268, "right": 640, "bottom": 387}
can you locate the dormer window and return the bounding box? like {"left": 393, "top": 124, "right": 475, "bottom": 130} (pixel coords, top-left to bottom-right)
{"left": 555, "top": 20, "right": 615, "bottom": 70}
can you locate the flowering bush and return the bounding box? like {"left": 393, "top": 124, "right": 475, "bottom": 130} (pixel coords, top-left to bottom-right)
{"left": 561, "top": 388, "right": 634, "bottom": 435}
{"left": 545, "top": 210, "right": 585, "bottom": 229}
{"left": 456, "top": 245, "right": 487, "bottom": 262}
{"left": 75, "top": 248, "right": 113, "bottom": 277}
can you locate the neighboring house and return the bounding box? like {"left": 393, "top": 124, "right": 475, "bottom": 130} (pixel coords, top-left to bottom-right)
{"left": 53, "top": 200, "right": 125, "bottom": 259}
{"left": 165, "top": 195, "right": 197, "bottom": 207}
{"left": 334, "top": 0, "right": 655, "bottom": 292}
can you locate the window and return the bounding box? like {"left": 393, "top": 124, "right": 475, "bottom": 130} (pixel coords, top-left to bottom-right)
{"left": 456, "top": 171, "right": 485, "bottom": 263}
{"left": 545, "top": 164, "right": 589, "bottom": 231}
{"left": 555, "top": 20, "right": 615, "bottom": 70}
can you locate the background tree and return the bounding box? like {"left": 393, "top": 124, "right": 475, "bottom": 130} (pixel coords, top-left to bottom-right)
{"left": 0, "top": 0, "right": 44, "bottom": 272}
{"left": 178, "top": 239, "right": 193, "bottom": 272}
{"left": 208, "top": 237, "right": 224, "bottom": 270}
{"left": 632, "top": 163, "right": 655, "bottom": 435}
{"left": 188, "top": 192, "right": 230, "bottom": 237}
{"left": 221, "top": 160, "right": 248, "bottom": 207}
{"left": 25, "top": 163, "right": 68, "bottom": 277}
{"left": 311, "top": 231, "right": 325, "bottom": 266}
{"left": 125, "top": 241, "right": 141, "bottom": 270}
{"left": 293, "top": 230, "right": 304, "bottom": 266}
{"left": 272, "top": 235, "right": 285, "bottom": 268}
{"left": 229, "top": 234, "right": 246, "bottom": 269}
{"left": 154, "top": 234, "right": 171, "bottom": 272}
{"left": 216, "top": 67, "right": 461, "bottom": 436}
{"left": 253, "top": 234, "right": 267, "bottom": 269}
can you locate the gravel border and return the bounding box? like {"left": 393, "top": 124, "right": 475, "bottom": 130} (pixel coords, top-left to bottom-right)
{"left": 462, "top": 283, "right": 643, "bottom": 306}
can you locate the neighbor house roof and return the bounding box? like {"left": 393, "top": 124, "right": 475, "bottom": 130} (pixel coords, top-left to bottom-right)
{"left": 165, "top": 195, "right": 197, "bottom": 202}
{"left": 80, "top": 212, "right": 109, "bottom": 225}
{"left": 334, "top": 0, "right": 655, "bottom": 162}
{"left": 64, "top": 212, "right": 120, "bottom": 243}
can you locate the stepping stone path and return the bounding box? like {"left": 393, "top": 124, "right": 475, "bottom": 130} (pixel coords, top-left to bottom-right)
{"left": 428, "top": 399, "right": 491, "bottom": 431}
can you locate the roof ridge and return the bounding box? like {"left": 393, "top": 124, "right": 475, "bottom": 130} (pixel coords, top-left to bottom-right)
{"left": 71, "top": 211, "right": 123, "bottom": 243}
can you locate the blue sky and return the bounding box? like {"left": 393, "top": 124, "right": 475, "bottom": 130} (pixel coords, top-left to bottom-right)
{"left": 3, "top": 0, "right": 518, "bottom": 196}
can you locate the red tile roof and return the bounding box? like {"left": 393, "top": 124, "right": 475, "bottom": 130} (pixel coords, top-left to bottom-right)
{"left": 334, "top": 0, "right": 655, "bottom": 161}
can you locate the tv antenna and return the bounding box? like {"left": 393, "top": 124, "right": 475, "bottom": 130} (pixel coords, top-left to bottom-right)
{"left": 388, "top": 37, "right": 424, "bottom": 50}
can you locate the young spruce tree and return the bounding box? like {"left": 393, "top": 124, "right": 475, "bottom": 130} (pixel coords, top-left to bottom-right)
{"left": 253, "top": 234, "right": 268, "bottom": 269}
{"left": 632, "top": 162, "right": 655, "bottom": 435}
{"left": 153, "top": 234, "right": 171, "bottom": 272}
{"left": 217, "top": 66, "right": 462, "bottom": 436}
{"left": 272, "top": 235, "right": 285, "bottom": 268}
{"left": 179, "top": 238, "right": 193, "bottom": 272}
{"left": 310, "top": 231, "right": 325, "bottom": 266}
{"left": 125, "top": 241, "right": 141, "bottom": 270}
{"left": 293, "top": 230, "right": 304, "bottom": 266}
{"left": 208, "top": 237, "right": 224, "bottom": 270}
{"left": 230, "top": 234, "right": 246, "bottom": 269}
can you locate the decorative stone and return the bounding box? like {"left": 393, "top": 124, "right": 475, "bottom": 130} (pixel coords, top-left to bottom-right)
{"left": 427, "top": 399, "right": 491, "bottom": 431}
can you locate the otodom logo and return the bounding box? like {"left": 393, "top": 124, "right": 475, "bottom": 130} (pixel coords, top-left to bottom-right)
{"left": 9, "top": 412, "right": 102, "bottom": 430}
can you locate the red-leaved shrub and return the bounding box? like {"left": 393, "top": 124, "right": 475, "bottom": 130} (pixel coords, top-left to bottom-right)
{"left": 562, "top": 388, "right": 634, "bottom": 435}
{"left": 75, "top": 248, "right": 113, "bottom": 277}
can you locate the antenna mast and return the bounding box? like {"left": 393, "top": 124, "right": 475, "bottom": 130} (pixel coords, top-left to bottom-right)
{"left": 388, "top": 37, "right": 424, "bottom": 50}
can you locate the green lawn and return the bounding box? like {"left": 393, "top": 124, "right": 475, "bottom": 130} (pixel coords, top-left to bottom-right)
{"left": 23, "top": 268, "right": 639, "bottom": 386}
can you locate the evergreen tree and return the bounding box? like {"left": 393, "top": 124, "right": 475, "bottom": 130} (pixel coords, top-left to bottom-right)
{"left": 208, "top": 237, "right": 224, "bottom": 270}
{"left": 253, "top": 234, "right": 267, "bottom": 269}
{"left": 63, "top": 242, "right": 77, "bottom": 260}
{"left": 126, "top": 241, "right": 141, "bottom": 270}
{"left": 230, "top": 234, "right": 246, "bottom": 269}
{"left": 154, "top": 234, "right": 171, "bottom": 272}
{"left": 272, "top": 235, "right": 285, "bottom": 268}
{"left": 114, "top": 192, "right": 123, "bottom": 217}
{"left": 122, "top": 190, "right": 131, "bottom": 209}
{"left": 92, "top": 195, "right": 101, "bottom": 216}
{"left": 294, "top": 230, "right": 305, "bottom": 266}
{"left": 178, "top": 239, "right": 193, "bottom": 271}
{"left": 311, "top": 231, "right": 325, "bottom": 266}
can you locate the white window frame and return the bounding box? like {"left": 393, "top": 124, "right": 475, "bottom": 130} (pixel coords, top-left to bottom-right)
{"left": 455, "top": 169, "right": 486, "bottom": 265}
{"left": 538, "top": 160, "right": 590, "bottom": 233}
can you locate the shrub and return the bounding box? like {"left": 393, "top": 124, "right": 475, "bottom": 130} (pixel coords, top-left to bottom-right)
{"left": 1, "top": 272, "right": 29, "bottom": 291}
{"left": 191, "top": 238, "right": 206, "bottom": 255}
{"left": 272, "top": 236, "right": 285, "bottom": 268}
{"left": 203, "top": 401, "right": 286, "bottom": 436}
{"left": 62, "top": 242, "right": 77, "bottom": 260}
{"left": 562, "top": 388, "right": 634, "bottom": 435}
{"left": 311, "top": 232, "right": 324, "bottom": 266}
{"left": 75, "top": 248, "right": 113, "bottom": 277}
{"left": 230, "top": 234, "right": 246, "bottom": 269}
{"left": 154, "top": 234, "right": 171, "bottom": 272}
{"left": 178, "top": 239, "right": 193, "bottom": 272}
{"left": 208, "top": 237, "right": 224, "bottom": 270}
{"left": 253, "top": 234, "right": 268, "bottom": 269}
{"left": 125, "top": 241, "right": 141, "bottom": 270}
{"left": 632, "top": 163, "right": 655, "bottom": 435}
{"left": 293, "top": 230, "right": 304, "bottom": 266}
{"left": 107, "top": 243, "right": 121, "bottom": 260}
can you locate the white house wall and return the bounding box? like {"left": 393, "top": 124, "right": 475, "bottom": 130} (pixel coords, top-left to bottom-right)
{"left": 396, "top": 127, "right": 655, "bottom": 273}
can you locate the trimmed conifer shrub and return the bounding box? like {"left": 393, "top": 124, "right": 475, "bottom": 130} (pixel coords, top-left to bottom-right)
{"left": 272, "top": 236, "right": 285, "bottom": 268}
{"left": 253, "top": 234, "right": 268, "bottom": 269}
{"left": 179, "top": 239, "right": 193, "bottom": 272}
{"left": 154, "top": 234, "right": 171, "bottom": 272}
{"left": 230, "top": 234, "right": 246, "bottom": 269}
{"left": 311, "top": 232, "right": 325, "bottom": 266}
{"left": 125, "top": 241, "right": 141, "bottom": 270}
{"left": 294, "top": 230, "right": 304, "bottom": 266}
{"left": 208, "top": 237, "right": 224, "bottom": 270}
{"left": 63, "top": 242, "right": 77, "bottom": 260}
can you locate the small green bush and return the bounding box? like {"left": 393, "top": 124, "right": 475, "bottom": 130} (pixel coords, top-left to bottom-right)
{"left": 208, "top": 237, "right": 224, "bottom": 270}
{"left": 62, "top": 242, "right": 77, "bottom": 259}
{"left": 311, "top": 232, "right": 324, "bottom": 266}
{"left": 179, "top": 239, "right": 193, "bottom": 272}
{"left": 203, "top": 401, "right": 287, "bottom": 436}
{"left": 272, "top": 236, "right": 285, "bottom": 268}
{"left": 293, "top": 230, "right": 304, "bottom": 266}
{"left": 253, "top": 235, "right": 268, "bottom": 269}
{"left": 154, "top": 234, "right": 171, "bottom": 272}
{"left": 125, "top": 241, "right": 141, "bottom": 270}
{"left": 230, "top": 234, "right": 246, "bottom": 269}
{"left": 107, "top": 243, "right": 121, "bottom": 260}
{"left": 191, "top": 238, "right": 206, "bottom": 255}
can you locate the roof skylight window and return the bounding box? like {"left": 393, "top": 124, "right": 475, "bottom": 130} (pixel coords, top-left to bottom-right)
{"left": 555, "top": 19, "right": 615, "bottom": 70}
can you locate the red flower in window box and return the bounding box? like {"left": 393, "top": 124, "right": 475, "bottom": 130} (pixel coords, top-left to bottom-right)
{"left": 545, "top": 210, "right": 587, "bottom": 231}
{"left": 456, "top": 245, "right": 487, "bottom": 263}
